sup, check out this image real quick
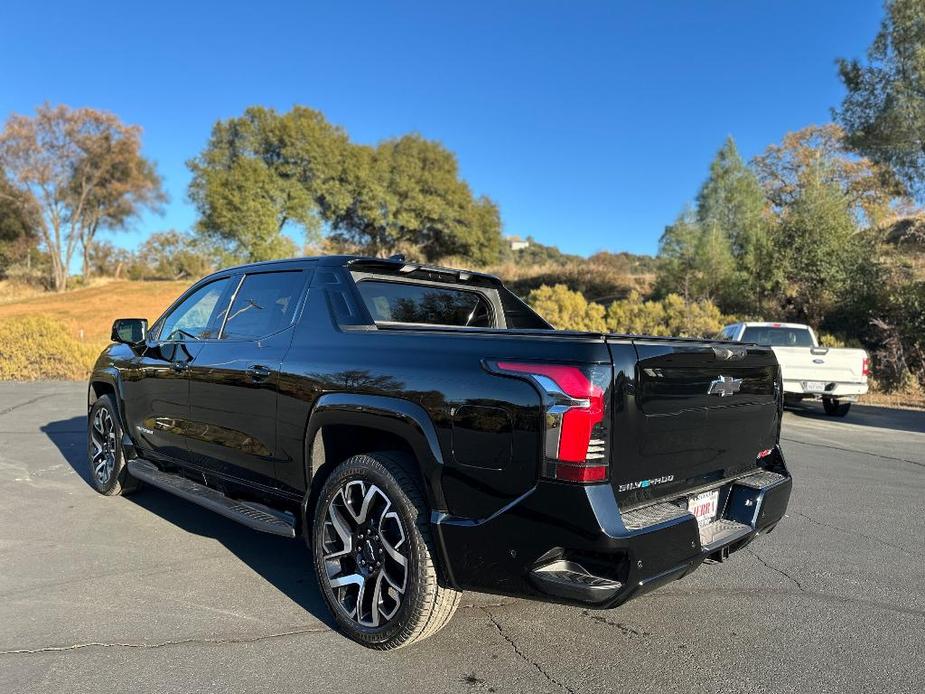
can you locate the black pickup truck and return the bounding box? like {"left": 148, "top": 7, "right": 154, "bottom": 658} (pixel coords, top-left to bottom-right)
{"left": 89, "top": 255, "right": 792, "bottom": 649}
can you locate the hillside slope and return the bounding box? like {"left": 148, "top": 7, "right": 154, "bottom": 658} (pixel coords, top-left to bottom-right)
{"left": 0, "top": 279, "right": 191, "bottom": 343}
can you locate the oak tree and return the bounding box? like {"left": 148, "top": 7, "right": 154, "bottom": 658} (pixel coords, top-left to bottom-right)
{"left": 0, "top": 104, "right": 163, "bottom": 290}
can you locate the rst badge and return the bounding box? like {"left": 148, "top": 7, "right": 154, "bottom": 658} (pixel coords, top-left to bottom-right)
{"left": 708, "top": 375, "right": 743, "bottom": 397}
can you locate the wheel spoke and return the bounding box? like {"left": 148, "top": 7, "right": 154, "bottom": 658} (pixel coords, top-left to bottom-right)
{"left": 380, "top": 512, "right": 407, "bottom": 568}
{"left": 323, "top": 501, "right": 353, "bottom": 560}
{"left": 329, "top": 572, "right": 364, "bottom": 590}
{"left": 369, "top": 571, "right": 385, "bottom": 627}
{"left": 381, "top": 564, "right": 406, "bottom": 596}
{"left": 355, "top": 574, "right": 371, "bottom": 625}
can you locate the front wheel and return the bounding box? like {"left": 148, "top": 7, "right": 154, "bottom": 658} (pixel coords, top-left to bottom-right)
{"left": 87, "top": 395, "right": 140, "bottom": 496}
{"left": 311, "top": 452, "right": 460, "bottom": 649}
{"left": 822, "top": 398, "right": 851, "bottom": 417}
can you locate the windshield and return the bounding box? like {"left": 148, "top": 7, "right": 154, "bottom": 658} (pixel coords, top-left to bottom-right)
{"left": 741, "top": 326, "right": 814, "bottom": 347}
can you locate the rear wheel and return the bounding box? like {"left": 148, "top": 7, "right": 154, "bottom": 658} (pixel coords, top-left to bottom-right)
{"left": 87, "top": 395, "right": 140, "bottom": 496}
{"left": 311, "top": 452, "right": 460, "bottom": 649}
{"left": 822, "top": 398, "right": 851, "bottom": 417}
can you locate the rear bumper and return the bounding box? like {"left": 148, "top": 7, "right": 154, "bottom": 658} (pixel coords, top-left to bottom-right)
{"left": 783, "top": 379, "right": 867, "bottom": 399}
{"left": 433, "top": 449, "right": 792, "bottom": 607}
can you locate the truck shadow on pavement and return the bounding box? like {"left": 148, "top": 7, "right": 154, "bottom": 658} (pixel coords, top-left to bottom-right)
{"left": 42, "top": 416, "right": 336, "bottom": 628}
{"left": 785, "top": 402, "right": 925, "bottom": 434}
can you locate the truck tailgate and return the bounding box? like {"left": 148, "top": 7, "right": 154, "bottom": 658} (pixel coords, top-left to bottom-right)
{"left": 772, "top": 346, "right": 866, "bottom": 383}
{"left": 608, "top": 338, "right": 780, "bottom": 508}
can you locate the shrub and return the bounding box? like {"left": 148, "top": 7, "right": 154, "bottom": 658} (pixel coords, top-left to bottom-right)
{"left": 0, "top": 315, "right": 103, "bottom": 380}
{"left": 526, "top": 284, "right": 607, "bottom": 332}
{"left": 606, "top": 291, "right": 729, "bottom": 338}
{"left": 526, "top": 285, "right": 731, "bottom": 337}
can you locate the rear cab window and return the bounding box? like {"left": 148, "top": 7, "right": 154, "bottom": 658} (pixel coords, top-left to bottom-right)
{"left": 742, "top": 326, "right": 814, "bottom": 347}
{"left": 356, "top": 280, "right": 494, "bottom": 328}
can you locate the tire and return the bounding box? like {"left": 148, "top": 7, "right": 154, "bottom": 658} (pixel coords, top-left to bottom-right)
{"left": 822, "top": 398, "right": 851, "bottom": 417}
{"left": 87, "top": 395, "right": 141, "bottom": 496}
{"left": 311, "top": 452, "right": 461, "bottom": 650}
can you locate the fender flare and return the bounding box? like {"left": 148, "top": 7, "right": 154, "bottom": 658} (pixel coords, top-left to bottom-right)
{"left": 303, "top": 392, "right": 448, "bottom": 514}
{"left": 88, "top": 369, "right": 137, "bottom": 457}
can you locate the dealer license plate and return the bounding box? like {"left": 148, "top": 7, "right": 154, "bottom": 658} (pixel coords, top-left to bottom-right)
{"left": 688, "top": 490, "right": 719, "bottom": 527}
{"left": 804, "top": 381, "right": 826, "bottom": 393}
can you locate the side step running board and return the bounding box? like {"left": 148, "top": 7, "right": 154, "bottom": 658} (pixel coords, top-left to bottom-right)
{"left": 530, "top": 559, "right": 623, "bottom": 603}
{"left": 127, "top": 459, "right": 296, "bottom": 538}
{"left": 699, "top": 519, "right": 752, "bottom": 553}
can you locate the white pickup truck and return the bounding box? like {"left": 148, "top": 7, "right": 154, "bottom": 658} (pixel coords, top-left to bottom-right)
{"left": 719, "top": 322, "right": 869, "bottom": 417}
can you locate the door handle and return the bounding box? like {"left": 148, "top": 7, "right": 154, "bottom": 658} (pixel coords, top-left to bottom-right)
{"left": 247, "top": 364, "right": 272, "bottom": 382}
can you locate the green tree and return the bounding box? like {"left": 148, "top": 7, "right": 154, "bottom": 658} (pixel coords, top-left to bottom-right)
{"left": 130, "top": 230, "right": 218, "bottom": 280}
{"left": 657, "top": 139, "right": 776, "bottom": 308}
{"left": 327, "top": 134, "right": 500, "bottom": 263}
{"left": 189, "top": 107, "right": 502, "bottom": 264}
{"left": 696, "top": 137, "right": 773, "bottom": 314}
{"left": 836, "top": 0, "right": 925, "bottom": 198}
{"left": 774, "top": 166, "right": 870, "bottom": 326}
{"left": 656, "top": 208, "right": 734, "bottom": 304}
{"left": 0, "top": 173, "right": 38, "bottom": 273}
{"left": 656, "top": 210, "right": 703, "bottom": 301}
{"left": 188, "top": 106, "right": 349, "bottom": 262}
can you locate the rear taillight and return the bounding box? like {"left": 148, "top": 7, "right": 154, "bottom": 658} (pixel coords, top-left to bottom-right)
{"left": 862, "top": 357, "right": 870, "bottom": 377}
{"left": 492, "top": 361, "right": 610, "bottom": 483}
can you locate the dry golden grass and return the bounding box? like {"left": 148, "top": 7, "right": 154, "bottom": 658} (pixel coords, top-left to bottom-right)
{"left": 0, "top": 280, "right": 191, "bottom": 342}
{"left": 859, "top": 392, "right": 925, "bottom": 410}
{"left": 0, "top": 280, "right": 47, "bottom": 306}
{"left": 0, "top": 280, "right": 192, "bottom": 380}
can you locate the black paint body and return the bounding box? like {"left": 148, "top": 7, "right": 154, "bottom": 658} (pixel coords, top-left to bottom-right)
{"left": 90, "top": 255, "right": 791, "bottom": 607}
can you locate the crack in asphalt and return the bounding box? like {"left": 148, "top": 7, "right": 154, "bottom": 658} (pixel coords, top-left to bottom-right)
{"left": 781, "top": 436, "right": 925, "bottom": 468}
{"left": 745, "top": 547, "right": 806, "bottom": 591}
{"left": 791, "top": 510, "right": 913, "bottom": 557}
{"left": 0, "top": 394, "right": 59, "bottom": 418}
{"left": 582, "top": 610, "right": 650, "bottom": 637}
{"left": 480, "top": 607, "right": 576, "bottom": 694}
{"left": 460, "top": 601, "right": 511, "bottom": 610}
{"left": 0, "top": 625, "right": 331, "bottom": 657}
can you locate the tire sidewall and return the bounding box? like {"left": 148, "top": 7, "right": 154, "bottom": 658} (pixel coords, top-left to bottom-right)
{"left": 311, "top": 454, "right": 429, "bottom": 648}
{"left": 87, "top": 395, "right": 125, "bottom": 494}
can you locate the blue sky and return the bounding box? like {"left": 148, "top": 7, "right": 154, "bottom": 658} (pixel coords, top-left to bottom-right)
{"left": 0, "top": 1, "right": 884, "bottom": 258}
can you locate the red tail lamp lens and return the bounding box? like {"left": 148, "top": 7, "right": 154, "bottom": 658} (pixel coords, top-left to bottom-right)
{"left": 495, "top": 361, "right": 608, "bottom": 482}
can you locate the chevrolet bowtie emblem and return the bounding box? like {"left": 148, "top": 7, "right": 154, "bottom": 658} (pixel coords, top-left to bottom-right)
{"left": 708, "top": 375, "right": 743, "bottom": 397}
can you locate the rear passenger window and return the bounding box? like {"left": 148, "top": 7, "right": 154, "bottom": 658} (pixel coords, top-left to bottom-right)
{"left": 221, "top": 271, "right": 305, "bottom": 340}
{"left": 357, "top": 280, "right": 493, "bottom": 327}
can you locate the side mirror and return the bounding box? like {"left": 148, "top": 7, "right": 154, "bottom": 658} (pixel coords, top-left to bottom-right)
{"left": 111, "top": 318, "right": 148, "bottom": 345}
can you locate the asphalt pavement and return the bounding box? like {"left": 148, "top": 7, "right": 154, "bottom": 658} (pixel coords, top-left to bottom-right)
{"left": 1, "top": 382, "right": 923, "bottom": 694}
